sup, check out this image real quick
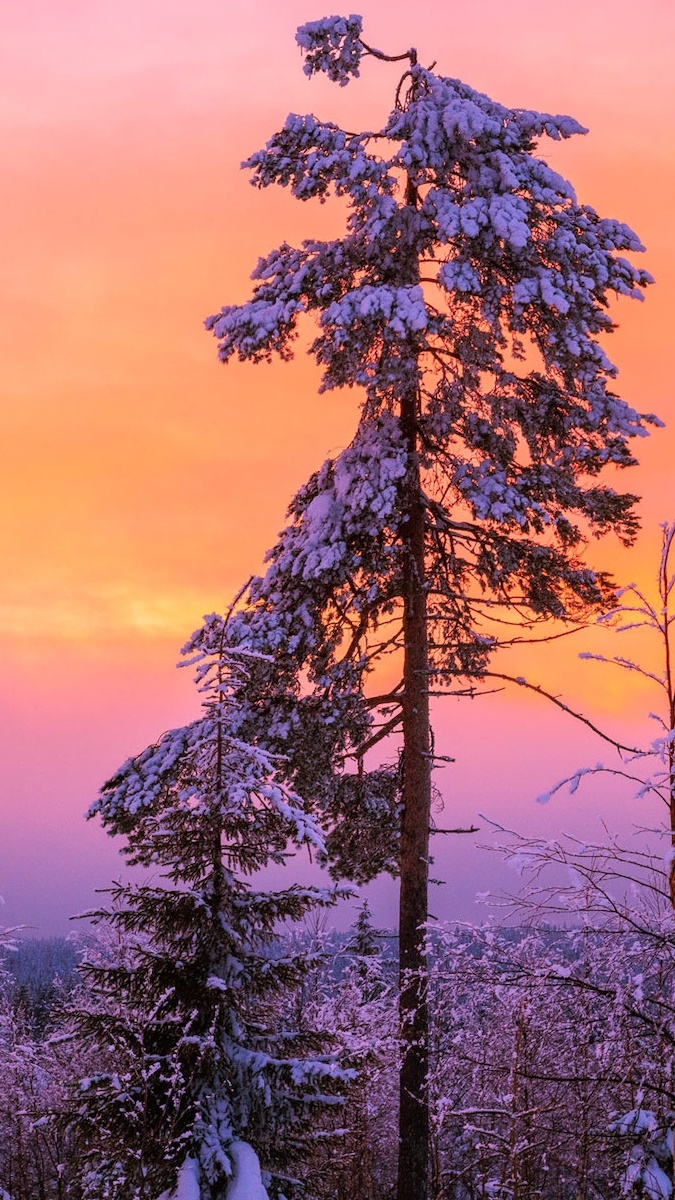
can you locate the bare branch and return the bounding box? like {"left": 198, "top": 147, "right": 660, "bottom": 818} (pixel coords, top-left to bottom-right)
{"left": 482, "top": 671, "right": 641, "bottom": 754}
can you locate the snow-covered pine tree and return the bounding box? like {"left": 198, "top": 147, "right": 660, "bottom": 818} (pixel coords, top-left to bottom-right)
{"left": 72, "top": 615, "right": 350, "bottom": 1200}
{"left": 205, "top": 16, "right": 656, "bottom": 1198}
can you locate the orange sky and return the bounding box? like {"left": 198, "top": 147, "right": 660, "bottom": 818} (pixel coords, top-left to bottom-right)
{"left": 1, "top": 0, "right": 674, "bottom": 932}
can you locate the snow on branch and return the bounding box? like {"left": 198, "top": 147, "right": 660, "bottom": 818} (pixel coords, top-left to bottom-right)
{"left": 296, "top": 14, "right": 364, "bottom": 86}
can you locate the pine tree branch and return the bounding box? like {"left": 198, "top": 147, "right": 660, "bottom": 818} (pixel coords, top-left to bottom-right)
{"left": 429, "top": 825, "right": 480, "bottom": 835}
{"left": 481, "top": 671, "right": 641, "bottom": 754}
{"left": 353, "top": 712, "right": 404, "bottom": 758}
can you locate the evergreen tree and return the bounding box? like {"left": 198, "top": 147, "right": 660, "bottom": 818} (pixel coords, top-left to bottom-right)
{"left": 72, "top": 617, "right": 350, "bottom": 1200}
{"left": 348, "top": 900, "right": 380, "bottom": 964}
{"left": 301, "top": 906, "right": 397, "bottom": 1200}
{"left": 204, "top": 15, "right": 656, "bottom": 1197}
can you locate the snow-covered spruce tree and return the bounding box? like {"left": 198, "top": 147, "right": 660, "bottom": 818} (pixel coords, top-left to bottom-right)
{"left": 326, "top": 905, "right": 397, "bottom": 1200}
{"left": 294, "top": 902, "right": 397, "bottom": 1199}
{"left": 205, "top": 16, "right": 656, "bottom": 1198}
{"left": 73, "top": 616, "right": 350, "bottom": 1200}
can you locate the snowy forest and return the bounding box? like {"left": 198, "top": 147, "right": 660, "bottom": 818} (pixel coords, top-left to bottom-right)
{"left": 3, "top": 13, "right": 674, "bottom": 1200}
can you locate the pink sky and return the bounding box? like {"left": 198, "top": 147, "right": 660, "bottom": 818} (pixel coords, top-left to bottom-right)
{"left": 1, "top": 0, "right": 673, "bottom": 933}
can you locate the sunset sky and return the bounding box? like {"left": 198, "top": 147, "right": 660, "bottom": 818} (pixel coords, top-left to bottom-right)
{"left": 1, "top": 0, "right": 674, "bottom": 934}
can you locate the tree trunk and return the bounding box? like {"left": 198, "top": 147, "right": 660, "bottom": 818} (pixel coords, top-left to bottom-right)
{"left": 397, "top": 377, "right": 432, "bottom": 1200}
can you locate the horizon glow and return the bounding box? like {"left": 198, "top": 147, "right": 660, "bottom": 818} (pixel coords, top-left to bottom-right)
{"left": 1, "top": 0, "right": 673, "bottom": 933}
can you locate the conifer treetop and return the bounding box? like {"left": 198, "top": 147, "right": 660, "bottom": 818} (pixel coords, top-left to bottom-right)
{"left": 198, "top": 18, "right": 660, "bottom": 888}
{"left": 209, "top": 15, "right": 655, "bottom": 504}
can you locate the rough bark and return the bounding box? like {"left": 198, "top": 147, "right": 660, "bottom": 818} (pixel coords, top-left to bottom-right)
{"left": 397, "top": 376, "right": 432, "bottom": 1200}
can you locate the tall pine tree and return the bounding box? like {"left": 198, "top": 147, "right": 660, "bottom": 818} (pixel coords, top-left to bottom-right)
{"left": 204, "top": 16, "right": 656, "bottom": 1198}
